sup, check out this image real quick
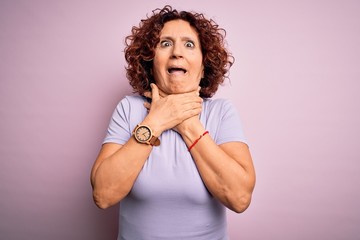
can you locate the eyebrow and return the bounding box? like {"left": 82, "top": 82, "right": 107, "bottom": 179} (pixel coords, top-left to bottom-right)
{"left": 160, "top": 35, "right": 197, "bottom": 42}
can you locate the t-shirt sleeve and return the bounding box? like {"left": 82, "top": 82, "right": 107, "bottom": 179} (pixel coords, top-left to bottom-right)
{"left": 215, "top": 99, "right": 247, "bottom": 145}
{"left": 103, "top": 98, "right": 132, "bottom": 145}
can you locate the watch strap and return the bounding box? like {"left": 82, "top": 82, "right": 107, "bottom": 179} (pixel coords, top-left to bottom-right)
{"left": 149, "top": 136, "right": 160, "bottom": 146}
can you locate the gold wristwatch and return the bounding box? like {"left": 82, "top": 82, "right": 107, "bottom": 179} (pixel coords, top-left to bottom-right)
{"left": 132, "top": 124, "right": 160, "bottom": 146}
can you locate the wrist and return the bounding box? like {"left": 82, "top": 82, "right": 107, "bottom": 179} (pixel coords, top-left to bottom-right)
{"left": 187, "top": 131, "right": 209, "bottom": 151}
{"left": 140, "top": 118, "right": 163, "bottom": 137}
{"left": 179, "top": 123, "right": 205, "bottom": 146}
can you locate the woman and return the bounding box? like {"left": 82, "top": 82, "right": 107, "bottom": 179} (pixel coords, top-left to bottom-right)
{"left": 91, "top": 5, "right": 255, "bottom": 240}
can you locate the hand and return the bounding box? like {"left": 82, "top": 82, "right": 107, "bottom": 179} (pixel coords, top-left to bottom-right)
{"left": 172, "top": 111, "right": 202, "bottom": 136}
{"left": 142, "top": 84, "right": 202, "bottom": 136}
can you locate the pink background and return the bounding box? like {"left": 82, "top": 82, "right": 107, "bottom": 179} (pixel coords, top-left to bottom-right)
{"left": 1, "top": 0, "right": 359, "bottom": 239}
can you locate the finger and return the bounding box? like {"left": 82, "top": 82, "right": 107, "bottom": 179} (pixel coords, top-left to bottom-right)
{"left": 181, "top": 107, "right": 202, "bottom": 119}
{"left": 183, "top": 103, "right": 202, "bottom": 114}
{"left": 178, "top": 95, "right": 203, "bottom": 105}
{"left": 143, "top": 102, "right": 151, "bottom": 111}
{"left": 143, "top": 91, "right": 152, "bottom": 99}
{"left": 176, "top": 101, "right": 202, "bottom": 116}
{"left": 179, "top": 89, "right": 202, "bottom": 97}
{"left": 151, "top": 83, "right": 160, "bottom": 101}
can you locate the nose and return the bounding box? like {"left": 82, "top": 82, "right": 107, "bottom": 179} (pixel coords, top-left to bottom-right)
{"left": 171, "top": 42, "right": 183, "bottom": 59}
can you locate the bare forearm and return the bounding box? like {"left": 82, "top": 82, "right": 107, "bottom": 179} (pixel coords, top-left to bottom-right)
{"left": 192, "top": 141, "right": 254, "bottom": 212}
{"left": 92, "top": 138, "right": 152, "bottom": 209}
{"left": 180, "top": 126, "right": 255, "bottom": 213}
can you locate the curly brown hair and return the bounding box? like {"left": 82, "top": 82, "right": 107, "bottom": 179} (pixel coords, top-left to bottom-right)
{"left": 124, "top": 5, "right": 234, "bottom": 98}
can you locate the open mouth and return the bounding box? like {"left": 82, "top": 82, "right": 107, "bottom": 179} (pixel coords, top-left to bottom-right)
{"left": 167, "top": 67, "right": 187, "bottom": 74}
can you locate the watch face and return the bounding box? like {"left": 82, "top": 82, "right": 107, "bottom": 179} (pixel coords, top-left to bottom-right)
{"left": 135, "top": 126, "right": 151, "bottom": 142}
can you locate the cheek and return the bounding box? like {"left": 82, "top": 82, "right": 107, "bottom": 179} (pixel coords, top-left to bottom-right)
{"left": 197, "top": 64, "right": 205, "bottom": 78}
{"left": 152, "top": 56, "right": 166, "bottom": 73}
{"left": 152, "top": 58, "right": 158, "bottom": 70}
{"left": 152, "top": 61, "right": 161, "bottom": 75}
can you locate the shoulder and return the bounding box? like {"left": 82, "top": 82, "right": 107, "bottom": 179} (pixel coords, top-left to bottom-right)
{"left": 115, "top": 95, "right": 145, "bottom": 109}
{"left": 111, "top": 95, "right": 147, "bottom": 120}
{"left": 202, "top": 98, "right": 247, "bottom": 145}
{"left": 203, "top": 98, "right": 237, "bottom": 113}
{"left": 204, "top": 97, "right": 233, "bottom": 105}
{"left": 201, "top": 98, "right": 241, "bottom": 125}
{"left": 123, "top": 95, "right": 145, "bottom": 104}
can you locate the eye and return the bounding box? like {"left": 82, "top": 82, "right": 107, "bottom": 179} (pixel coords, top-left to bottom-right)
{"left": 160, "top": 40, "right": 172, "bottom": 47}
{"left": 185, "top": 41, "right": 195, "bottom": 48}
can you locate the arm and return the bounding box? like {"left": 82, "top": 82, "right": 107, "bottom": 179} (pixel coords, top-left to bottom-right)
{"left": 175, "top": 115, "right": 255, "bottom": 213}
{"left": 90, "top": 140, "right": 152, "bottom": 209}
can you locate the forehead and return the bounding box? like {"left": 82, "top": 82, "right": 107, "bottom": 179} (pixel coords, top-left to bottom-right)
{"left": 160, "top": 20, "right": 199, "bottom": 39}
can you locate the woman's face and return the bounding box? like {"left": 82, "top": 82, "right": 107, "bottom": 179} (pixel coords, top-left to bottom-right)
{"left": 152, "top": 19, "right": 204, "bottom": 95}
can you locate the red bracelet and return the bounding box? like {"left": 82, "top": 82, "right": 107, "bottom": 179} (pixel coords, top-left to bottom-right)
{"left": 188, "top": 131, "right": 209, "bottom": 151}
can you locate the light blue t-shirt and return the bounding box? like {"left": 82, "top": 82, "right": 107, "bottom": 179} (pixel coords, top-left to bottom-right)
{"left": 103, "top": 95, "right": 247, "bottom": 240}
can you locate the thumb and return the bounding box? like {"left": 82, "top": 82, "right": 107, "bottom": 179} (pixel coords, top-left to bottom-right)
{"left": 151, "top": 83, "right": 160, "bottom": 101}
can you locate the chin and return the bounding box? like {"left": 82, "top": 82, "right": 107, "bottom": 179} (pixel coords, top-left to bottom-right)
{"left": 158, "top": 83, "right": 197, "bottom": 95}
{"left": 172, "top": 86, "right": 197, "bottom": 94}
